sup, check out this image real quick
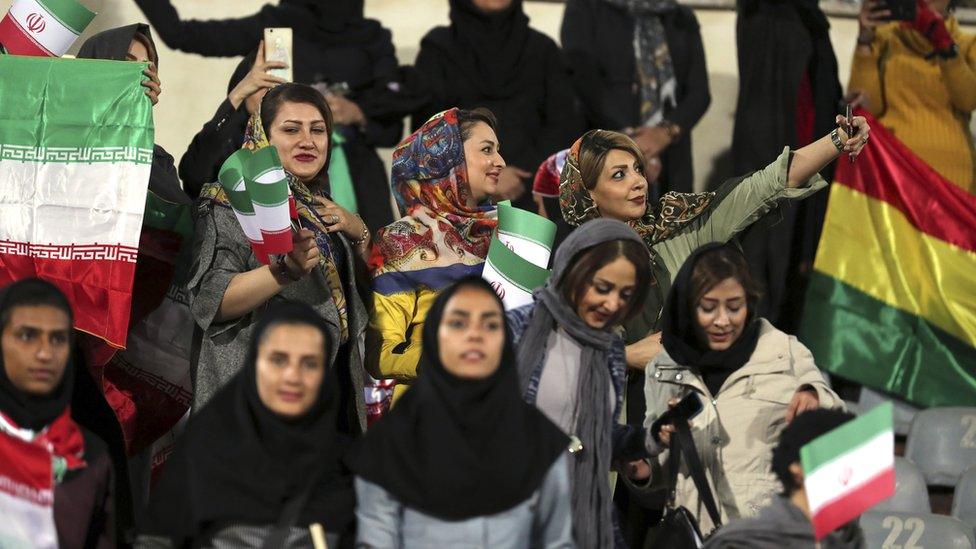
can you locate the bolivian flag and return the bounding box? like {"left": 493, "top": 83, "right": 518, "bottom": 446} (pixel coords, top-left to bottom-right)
{"left": 801, "top": 112, "right": 976, "bottom": 408}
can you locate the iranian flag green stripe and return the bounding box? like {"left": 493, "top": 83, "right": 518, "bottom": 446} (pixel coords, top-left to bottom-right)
{"left": 0, "top": 55, "right": 154, "bottom": 348}
{"left": 801, "top": 402, "right": 895, "bottom": 540}
{"left": 0, "top": 0, "right": 95, "bottom": 57}
{"left": 218, "top": 150, "right": 268, "bottom": 263}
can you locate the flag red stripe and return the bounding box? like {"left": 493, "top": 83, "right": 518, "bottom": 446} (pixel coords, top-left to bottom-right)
{"left": 811, "top": 467, "right": 896, "bottom": 540}
{"left": 833, "top": 111, "right": 976, "bottom": 252}
{"left": 261, "top": 230, "right": 292, "bottom": 255}
{"left": 0, "top": 14, "right": 54, "bottom": 57}
{"left": 0, "top": 254, "right": 135, "bottom": 348}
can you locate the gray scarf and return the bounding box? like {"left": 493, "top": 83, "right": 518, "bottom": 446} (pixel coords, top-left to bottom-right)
{"left": 516, "top": 219, "right": 644, "bottom": 548}
{"left": 605, "top": 0, "right": 679, "bottom": 125}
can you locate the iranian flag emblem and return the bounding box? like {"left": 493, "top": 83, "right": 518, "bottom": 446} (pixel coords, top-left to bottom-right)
{"left": 0, "top": 0, "right": 95, "bottom": 57}
{"left": 801, "top": 402, "right": 896, "bottom": 540}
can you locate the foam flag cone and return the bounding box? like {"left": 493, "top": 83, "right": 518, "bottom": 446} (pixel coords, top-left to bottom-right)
{"left": 802, "top": 402, "right": 895, "bottom": 540}
{"left": 218, "top": 149, "right": 269, "bottom": 264}
{"left": 481, "top": 201, "right": 556, "bottom": 310}
{"left": 0, "top": 0, "right": 95, "bottom": 57}
{"left": 245, "top": 147, "right": 293, "bottom": 255}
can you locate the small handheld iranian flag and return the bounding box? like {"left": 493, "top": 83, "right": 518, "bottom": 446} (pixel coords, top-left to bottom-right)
{"left": 0, "top": 0, "right": 95, "bottom": 57}
{"left": 802, "top": 402, "right": 896, "bottom": 540}
{"left": 245, "top": 147, "right": 293, "bottom": 256}
{"left": 218, "top": 150, "right": 269, "bottom": 264}
{"left": 482, "top": 201, "right": 555, "bottom": 310}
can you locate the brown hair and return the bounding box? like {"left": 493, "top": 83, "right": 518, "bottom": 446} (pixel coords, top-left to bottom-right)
{"left": 576, "top": 130, "right": 646, "bottom": 190}
{"left": 558, "top": 239, "right": 652, "bottom": 324}
{"left": 687, "top": 246, "right": 762, "bottom": 320}
{"left": 457, "top": 107, "right": 499, "bottom": 140}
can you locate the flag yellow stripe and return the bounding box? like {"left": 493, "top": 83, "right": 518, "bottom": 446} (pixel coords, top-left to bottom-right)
{"left": 814, "top": 185, "right": 976, "bottom": 348}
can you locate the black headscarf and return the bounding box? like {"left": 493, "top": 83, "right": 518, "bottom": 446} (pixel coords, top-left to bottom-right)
{"left": 0, "top": 279, "right": 75, "bottom": 432}
{"left": 661, "top": 243, "right": 762, "bottom": 397}
{"left": 347, "top": 276, "right": 568, "bottom": 520}
{"left": 425, "top": 0, "right": 532, "bottom": 98}
{"left": 141, "top": 301, "right": 354, "bottom": 543}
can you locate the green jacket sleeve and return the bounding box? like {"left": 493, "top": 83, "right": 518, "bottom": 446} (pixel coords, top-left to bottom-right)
{"left": 654, "top": 146, "right": 828, "bottom": 278}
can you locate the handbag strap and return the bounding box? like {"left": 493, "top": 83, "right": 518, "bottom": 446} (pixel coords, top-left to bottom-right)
{"left": 260, "top": 485, "right": 315, "bottom": 549}
{"left": 674, "top": 420, "right": 722, "bottom": 528}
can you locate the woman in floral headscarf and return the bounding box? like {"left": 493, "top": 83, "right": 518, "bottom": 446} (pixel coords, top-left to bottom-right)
{"left": 188, "top": 83, "right": 369, "bottom": 433}
{"left": 366, "top": 108, "right": 505, "bottom": 401}
{"left": 559, "top": 123, "right": 871, "bottom": 370}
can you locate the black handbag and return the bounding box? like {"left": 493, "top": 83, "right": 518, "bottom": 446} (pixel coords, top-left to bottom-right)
{"left": 644, "top": 420, "right": 722, "bottom": 549}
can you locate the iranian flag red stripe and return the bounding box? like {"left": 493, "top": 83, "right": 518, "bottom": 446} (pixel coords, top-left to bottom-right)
{"left": 0, "top": 56, "right": 154, "bottom": 348}
{"left": 801, "top": 402, "right": 895, "bottom": 540}
{"left": 0, "top": 12, "right": 51, "bottom": 56}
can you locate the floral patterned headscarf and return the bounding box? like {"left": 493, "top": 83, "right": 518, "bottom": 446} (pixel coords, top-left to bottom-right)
{"left": 369, "top": 109, "right": 497, "bottom": 291}
{"left": 559, "top": 131, "right": 715, "bottom": 248}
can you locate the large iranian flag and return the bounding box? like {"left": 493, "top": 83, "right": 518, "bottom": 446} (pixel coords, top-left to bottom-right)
{"left": 0, "top": 55, "right": 154, "bottom": 348}
{"left": 801, "top": 402, "right": 895, "bottom": 540}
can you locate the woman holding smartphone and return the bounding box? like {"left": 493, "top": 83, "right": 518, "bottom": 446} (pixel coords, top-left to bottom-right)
{"left": 629, "top": 243, "right": 841, "bottom": 534}
{"left": 849, "top": 0, "right": 976, "bottom": 192}
{"left": 188, "top": 83, "right": 369, "bottom": 433}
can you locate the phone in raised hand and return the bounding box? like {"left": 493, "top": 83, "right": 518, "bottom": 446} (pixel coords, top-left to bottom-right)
{"left": 263, "top": 28, "right": 293, "bottom": 83}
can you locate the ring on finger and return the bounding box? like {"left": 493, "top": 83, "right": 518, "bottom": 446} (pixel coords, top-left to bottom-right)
{"left": 331, "top": 214, "right": 340, "bottom": 224}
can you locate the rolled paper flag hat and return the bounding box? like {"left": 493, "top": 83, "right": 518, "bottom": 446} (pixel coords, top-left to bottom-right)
{"left": 218, "top": 149, "right": 269, "bottom": 264}
{"left": 0, "top": 0, "right": 96, "bottom": 57}
{"left": 245, "top": 146, "right": 293, "bottom": 256}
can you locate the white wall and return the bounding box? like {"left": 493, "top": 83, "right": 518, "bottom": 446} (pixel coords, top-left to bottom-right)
{"left": 3, "top": 0, "right": 972, "bottom": 191}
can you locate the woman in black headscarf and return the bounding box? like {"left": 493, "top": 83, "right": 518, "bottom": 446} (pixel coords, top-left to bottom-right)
{"left": 140, "top": 0, "right": 424, "bottom": 232}
{"left": 0, "top": 279, "right": 114, "bottom": 548}
{"left": 412, "top": 0, "right": 583, "bottom": 212}
{"left": 348, "top": 277, "right": 572, "bottom": 548}
{"left": 139, "top": 301, "right": 355, "bottom": 548}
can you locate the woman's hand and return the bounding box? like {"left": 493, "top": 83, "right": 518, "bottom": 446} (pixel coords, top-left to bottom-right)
{"left": 282, "top": 228, "right": 319, "bottom": 279}
{"left": 656, "top": 396, "right": 682, "bottom": 447}
{"left": 495, "top": 166, "right": 531, "bottom": 201}
{"left": 836, "top": 114, "right": 871, "bottom": 159}
{"left": 325, "top": 93, "right": 366, "bottom": 127}
{"left": 228, "top": 41, "right": 288, "bottom": 113}
{"left": 626, "top": 332, "right": 662, "bottom": 370}
{"left": 313, "top": 197, "right": 367, "bottom": 240}
{"left": 858, "top": 0, "right": 890, "bottom": 43}
{"left": 142, "top": 62, "right": 161, "bottom": 106}
{"left": 785, "top": 387, "right": 820, "bottom": 423}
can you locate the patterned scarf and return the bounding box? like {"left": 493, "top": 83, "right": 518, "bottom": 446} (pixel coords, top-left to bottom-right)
{"left": 559, "top": 133, "right": 714, "bottom": 248}
{"left": 200, "top": 113, "right": 349, "bottom": 341}
{"left": 605, "top": 0, "right": 679, "bottom": 125}
{"left": 369, "top": 109, "right": 497, "bottom": 294}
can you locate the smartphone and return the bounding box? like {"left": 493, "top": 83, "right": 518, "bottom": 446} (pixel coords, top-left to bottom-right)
{"left": 263, "top": 27, "right": 293, "bottom": 83}
{"left": 872, "top": 0, "right": 916, "bottom": 22}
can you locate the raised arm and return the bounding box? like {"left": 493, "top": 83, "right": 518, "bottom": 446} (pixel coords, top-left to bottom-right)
{"left": 787, "top": 115, "right": 869, "bottom": 188}
{"left": 133, "top": 0, "right": 268, "bottom": 57}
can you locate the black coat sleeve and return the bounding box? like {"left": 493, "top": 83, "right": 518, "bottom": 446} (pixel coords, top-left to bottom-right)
{"left": 560, "top": 0, "right": 609, "bottom": 129}
{"left": 133, "top": 0, "right": 268, "bottom": 56}
{"left": 534, "top": 41, "right": 584, "bottom": 169}
{"left": 178, "top": 98, "right": 249, "bottom": 197}
{"left": 667, "top": 12, "right": 711, "bottom": 135}
{"left": 353, "top": 31, "right": 408, "bottom": 148}
{"left": 410, "top": 42, "right": 450, "bottom": 131}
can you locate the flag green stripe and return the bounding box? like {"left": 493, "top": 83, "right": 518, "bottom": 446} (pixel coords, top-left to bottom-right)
{"left": 37, "top": 0, "right": 96, "bottom": 34}
{"left": 800, "top": 271, "right": 976, "bottom": 407}
{"left": 486, "top": 237, "right": 550, "bottom": 291}
{"left": 0, "top": 57, "right": 153, "bottom": 150}
{"left": 143, "top": 192, "right": 193, "bottom": 241}
{"left": 498, "top": 201, "right": 555, "bottom": 250}
{"left": 800, "top": 402, "right": 893, "bottom": 474}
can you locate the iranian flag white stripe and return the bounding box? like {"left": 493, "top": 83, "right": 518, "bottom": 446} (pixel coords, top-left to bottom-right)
{"left": 0, "top": 427, "right": 58, "bottom": 549}
{"left": 801, "top": 402, "right": 895, "bottom": 540}
{"left": 0, "top": 56, "right": 154, "bottom": 348}
{"left": 0, "top": 0, "right": 95, "bottom": 57}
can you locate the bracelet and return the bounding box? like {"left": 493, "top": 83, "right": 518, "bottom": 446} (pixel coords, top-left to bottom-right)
{"left": 351, "top": 215, "right": 370, "bottom": 246}
{"left": 830, "top": 128, "right": 845, "bottom": 153}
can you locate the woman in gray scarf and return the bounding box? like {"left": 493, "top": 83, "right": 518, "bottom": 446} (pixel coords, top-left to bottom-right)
{"left": 507, "top": 218, "right": 654, "bottom": 548}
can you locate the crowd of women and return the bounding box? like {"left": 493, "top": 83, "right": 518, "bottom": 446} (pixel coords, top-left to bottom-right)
{"left": 2, "top": 0, "right": 973, "bottom": 546}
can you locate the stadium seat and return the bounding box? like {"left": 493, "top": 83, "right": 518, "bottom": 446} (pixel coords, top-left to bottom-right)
{"left": 856, "top": 387, "right": 919, "bottom": 436}
{"left": 860, "top": 511, "right": 974, "bottom": 549}
{"left": 905, "top": 407, "right": 976, "bottom": 486}
{"left": 873, "top": 457, "right": 930, "bottom": 513}
{"left": 953, "top": 465, "right": 976, "bottom": 540}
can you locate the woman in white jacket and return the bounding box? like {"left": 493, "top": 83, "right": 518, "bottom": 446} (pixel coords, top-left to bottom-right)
{"left": 630, "top": 242, "right": 842, "bottom": 535}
